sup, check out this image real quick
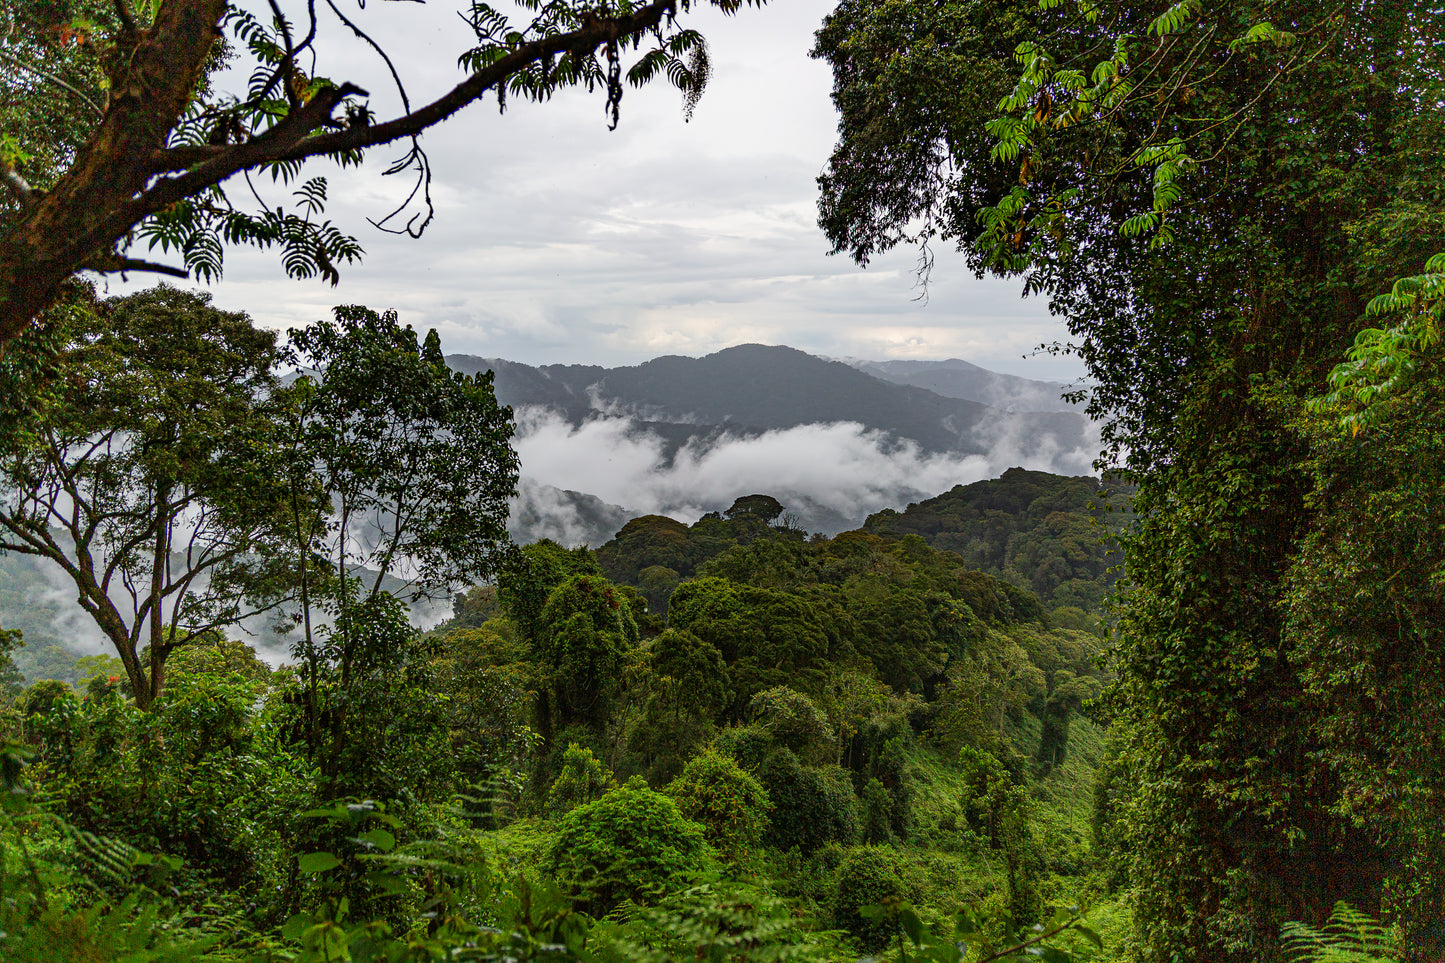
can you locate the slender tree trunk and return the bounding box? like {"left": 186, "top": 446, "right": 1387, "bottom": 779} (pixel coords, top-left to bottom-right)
{"left": 146, "top": 484, "right": 171, "bottom": 706}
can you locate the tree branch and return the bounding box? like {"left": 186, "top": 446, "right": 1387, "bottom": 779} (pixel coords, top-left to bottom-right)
{"left": 80, "top": 253, "right": 191, "bottom": 279}
{"left": 137, "top": 0, "right": 681, "bottom": 215}
{"left": 0, "top": 163, "right": 32, "bottom": 202}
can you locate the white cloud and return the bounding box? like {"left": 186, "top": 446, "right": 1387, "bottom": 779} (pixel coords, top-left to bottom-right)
{"left": 100, "top": 0, "right": 1083, "bottom": 382}
{"left": 509, "top": 407, "right": 1103, "bottom": 545}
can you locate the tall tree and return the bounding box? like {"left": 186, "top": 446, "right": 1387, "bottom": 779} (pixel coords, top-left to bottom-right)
{"left": 275, "top": 304, "right": 519, "bottom": 751}
{"left": 0, "top": 285, "right": 292, "bottom": 707}
{"left": 815, "top": 0, "right": 1445, "bottom": 957}
{"left": 0, "top": 0, "right": 763, "bottom": 345}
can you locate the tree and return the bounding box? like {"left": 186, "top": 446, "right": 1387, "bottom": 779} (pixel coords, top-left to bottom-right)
{"left": 534, "top": 572, "right": 639, "bottom": 736}
{"left": 280, "top": 304, "right": 518, "bottom": 606}
{"left": 275, "top": 303, "right": 519, "bottom": 752}
{"left": 668, "top": 577, "right": 833, "bottom": 712}
{"left": 0, "top": 285, "right": 290, "bottom": 708}
{"left": 497, "top": 540, "right": 604, "bottom": 648}
{"left": 0, "top": 626, "right": 24, "bottom": 699}
{"left": 546, "top": 777, "right": 711, "bottom": 914}
{"left": 815, "top": 0, "right": 1444, "bottom": 956}
{"left": 0, "top": 0, "right": 765, "bottom": 345}
{"left": 630, "top": 627, "right": 730, "bottom": 780}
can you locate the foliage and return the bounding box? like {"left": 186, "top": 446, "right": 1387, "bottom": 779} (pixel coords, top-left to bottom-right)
{"left": 0, "top": 741, "right": 229, "bottom": 961}
{"left": 747, "top": 686, "right": 834, "bottom": 765}
{"left": 0, "top": 0, "right": 770, "bottom": 342}
{"left": 631, "top": 629, "right": 730, "bottom": 782}
{"left": 757, "top": 748, "right": 858, "bottom": 855}
{"left": 546, "top": 777, "right": 711, "bottom": 915}
{"left": 1317, "top": 252, "right": 1445, "bottom": 434}
{"left": 275, "top": 304, "right": 518, "bottom": 767}
{"left": 669, "top": 579, "right": 833, "bottom": 714}
{"left": 547, "top": 743, "right": 613, "bottom": 817}
{"left": 534, "top": 574, "right": 638, "bottom": 738}
{"left": 0, "top": 466, "right": 1134, "bottom": 956}
{"left": 499, "top": 541, "right": 605, "bottom": 647}
{"left": 666, "top": 748, "right": 771, "bottom": 862}
{"left": 833, "top": 846, "right": 908, "bottom": 951}
{"left": 300, "top": 588, "right": 457, "bottom": 802}
{"left": 1281, "top": 902, "right": 1399, "bottom": 963}
{"left": 866, "top": 902, "right": 1099, "bottom": 963}
{"left": 590, "top": 881, "right": 833, "bottom": 963}
{"left": 431, "top": 624, "right": 538, "bottom": 812}
{"left": 0, "top": 625, "right": 23, "bottom": 699}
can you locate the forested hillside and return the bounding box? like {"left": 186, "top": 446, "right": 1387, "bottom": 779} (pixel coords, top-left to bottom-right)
{"left": 3, "top": 480, "right": 1124, "bottom": 960}
{"left": 4, "top": 0, "right": 1440, "bottom": 954}
{"left": 862, "top": 469, "right": 1132, "bottom": 610}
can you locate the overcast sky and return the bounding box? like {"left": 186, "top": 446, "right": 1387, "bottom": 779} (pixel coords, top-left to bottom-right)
{"left": 109, "top": 0, "right": 1081, "bottom": 381}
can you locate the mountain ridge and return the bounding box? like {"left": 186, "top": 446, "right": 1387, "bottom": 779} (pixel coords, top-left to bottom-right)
{"left": 447, "top": 343, "right": 1088, "bottom": 458}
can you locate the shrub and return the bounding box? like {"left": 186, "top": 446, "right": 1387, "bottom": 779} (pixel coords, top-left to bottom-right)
{"left": 548, "top": 742, "right": 613, "bottom": 817}
{"left": 547, "top": 777, "right": 711, "bottom": 914}
{"left": 758, "top": 748, "right": 858, "bottom": 854}
{"left": 667, "top": 749, "right": 771, "bottom": 861}
{"left": 833, "top": 846, "right": 908, "bottom": 952}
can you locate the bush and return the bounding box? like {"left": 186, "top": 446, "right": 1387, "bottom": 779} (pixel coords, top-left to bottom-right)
{"left": 547, "top": 777, "right": 711, "bottom": 914}
{"left": 712, "top": 725, "right": 774, "bottom": 772}
{"left": 833, "top": 847, "right": 907, "bottom": 952}
{"left": 758, "top": 749, "right": 857, "bottom": 854}
{"left": 548, "top": 742, "right": 613, "bottom": 816}
{"left": 667, "top": 749, "right": 770, "bottom": 861}
{"left": 748, "top": 686, "right": 833, "bottom": 764}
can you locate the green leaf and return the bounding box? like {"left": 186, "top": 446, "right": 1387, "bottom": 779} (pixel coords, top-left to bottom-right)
{"left": 356, "top": 828, "right": 396, "bottom": 851}
{"left": 298, "top": 851, "right": 342, "bottom": 874}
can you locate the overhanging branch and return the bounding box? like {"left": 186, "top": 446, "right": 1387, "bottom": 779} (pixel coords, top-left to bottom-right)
{"left": 138, "top": 0, "right": 681, "bottom": 217}
{"left": 81, "top": 253, "right": 191, "bottom": 279}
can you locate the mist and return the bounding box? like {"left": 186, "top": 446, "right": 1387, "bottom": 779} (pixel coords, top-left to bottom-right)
{"left": 508, "top": 406, "right": 1102, "bottom": 546}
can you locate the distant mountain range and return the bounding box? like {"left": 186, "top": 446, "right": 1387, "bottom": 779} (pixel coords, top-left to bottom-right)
{"left": 446, "top": 344, "right": 1097, "bottom": 545}
{"left": 449, "top": 345, "right": 1087, "bottom": 457}
{"left": 846, "top": 358, "right": 1085, "bottom": 413}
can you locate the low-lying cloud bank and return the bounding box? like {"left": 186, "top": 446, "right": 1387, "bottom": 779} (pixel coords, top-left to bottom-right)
{"left": 508, "top": 406, "right": 1102, "bottom": 546}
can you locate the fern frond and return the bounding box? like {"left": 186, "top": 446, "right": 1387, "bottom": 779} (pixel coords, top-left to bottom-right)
{"left": 1281, "top": 902, "right": 1399, "bottom": 963}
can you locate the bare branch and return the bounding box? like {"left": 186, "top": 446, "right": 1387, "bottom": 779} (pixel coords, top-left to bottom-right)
{"left": 0, "top": 164, "right": 31, "bottom": 201}
{"left": 81, "top": 254, "right": 191, "bottom": 279}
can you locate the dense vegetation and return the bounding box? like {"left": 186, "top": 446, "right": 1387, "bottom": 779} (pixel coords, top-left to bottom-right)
{"left": 4, "top": 0, "right": 1439, "bottom": 955}
{"left": 814, "top": 0, "right": 1443, "bottom": 957}
{"left": 862, "top": 469, "right": 1132, "bottom": 611}
{"left": 3, "top": 413, "right": 1123, "bottom": 958}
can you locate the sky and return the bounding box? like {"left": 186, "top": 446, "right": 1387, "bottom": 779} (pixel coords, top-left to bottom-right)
{"left": 106, "top": 0, "right": 1082, "bottom": 381}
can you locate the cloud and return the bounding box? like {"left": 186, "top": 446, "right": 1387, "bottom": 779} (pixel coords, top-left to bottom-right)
{"left": 509, "top": 407, "right": 1103, "bottom": 545}
{"left": 98, "top": 0, "right": 1084, "bottom": 383}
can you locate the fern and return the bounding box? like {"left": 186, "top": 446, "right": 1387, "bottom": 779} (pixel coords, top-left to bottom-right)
{"left": 1281, "top": 902, "right": 1399, "bottom": 963}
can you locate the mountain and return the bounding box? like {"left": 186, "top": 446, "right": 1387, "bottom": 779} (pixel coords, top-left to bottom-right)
{"left": 451, "top": 344, "right": 1098, "bottom": 545}
{"left": 450, "top": 344, "right": 1089, "bottom": 457}
{"left": 849, "top": 358, "right": 1085, "bottom": 413}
